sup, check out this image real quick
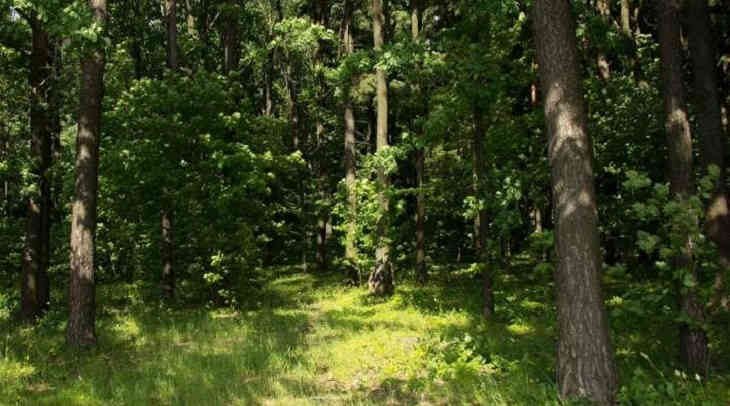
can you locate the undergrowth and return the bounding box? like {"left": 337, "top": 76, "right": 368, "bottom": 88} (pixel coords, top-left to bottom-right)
{"left": 1, "top": 265, "right": 728, "bottom": 405}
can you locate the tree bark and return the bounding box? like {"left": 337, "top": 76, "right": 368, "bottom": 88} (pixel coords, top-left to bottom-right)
{"left": 658, "top": 0, "right": 709, "bottom": 374}
{"left": 368, "top": 0, "right": 393, "bottom": 295}
{"left": 68, "top": 0, "right": 106, "bottom": 347}
{"left": 686, "top": 0, "right": 730, "bottom": 313}
{"left": 533, "top": 0, "right": 618, "bottom": 402}
{"left": 21, "top": 15, "right": 53, "bottom": 321}
{"left": 472, "top": 107, "right": 494, "bottom": 319}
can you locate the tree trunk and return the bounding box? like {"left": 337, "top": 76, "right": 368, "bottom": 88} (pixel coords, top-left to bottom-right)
{"left": 166, "top": 0, "right": 178, "bottom": 70}
{"left": 21, "top": 16, "right": 53, "bottom": 321}
{"left": 162, "top": 0, "right": 178, "bottom": 300}
{"left": 659, "top": 0, "right": 709, "bottom": 374}
{"left": 596, "top": 0, "right": 611, "bottom": 80}
{"left": 687, "top": 0, "right": 730, "bottom": 313}
{"left": 160, "top": 208, "right": 175, "bottom": 298}
{"left": 68, "top": 0, "right": 106, "bottom": 348}
{"left": 343, "top": 0, "right": 358, "bottom": 269}
{"left": 473, "top": 107, "right": 494, "bottom": 319}
{"left": 412, "top": 0, "right": 427, "bottom": 285}
{"left": 368, "top": 0, "right": 393, "bottom": 295}
{"left": 620, "top": 0, "right": 631, "bottom": 36}
{"left": 533, "top": 0, "right": 618, "bottom": 402}
{"left": 221, "top": 0, "right": 240, "bottom": 75}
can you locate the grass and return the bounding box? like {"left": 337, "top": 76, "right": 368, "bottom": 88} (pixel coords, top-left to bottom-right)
{"left": 1, "top": 264, "right": 729, "bottom": 405}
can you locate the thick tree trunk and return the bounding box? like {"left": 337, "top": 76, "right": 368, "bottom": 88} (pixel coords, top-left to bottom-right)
{"left": 533, "top": 0, "right": 618, "bottom": 403}
{"left": 687, "top": 0, "right": 730, "bottom": 313}
{"left": 68, "top": 0, "right": 106, "bottom": 347}
{"left": 368, "top": 0, "right": 393, "bottom": 295}
{"left": 658, "top": 0, "right": 709, "bottom": 374}
{"left": 22, "top": 16, "right": 53, "bottom": 321}
{"left": 472, "top": 107, "right": 494, "bottom": 319}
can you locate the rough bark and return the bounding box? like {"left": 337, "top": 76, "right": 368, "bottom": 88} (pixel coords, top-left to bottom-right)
{"left": 472, "top": 107, "right": 494, "bottom": 319}
{"left": 68, "top": 0, "right": 106, "bottom": 348}
{"left": 368, "top": 0, "right": 393, "bottom": 295}
{"left": 686, "top": 0, "right": 730, "bottom": 313}
{"left": 533, "top": 0, "right": 618, "bottom": 402}
{"left": 21, "top": 15, "right": 53, "bottom": 321}
{"left": 658, "top": 0, "right": 709, "bottom": 374}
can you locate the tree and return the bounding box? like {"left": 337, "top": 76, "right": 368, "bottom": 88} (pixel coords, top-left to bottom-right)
{"left": 533, "top": 0, "right": 618, "bottom": 402}
{"left": 368, "top": 0, "right": 393, "bottom": 295}
{"left": 472, "top": 107, "right": 494, "bottom": 319}
{"left": 658, "top": 0, "right": 709, "bottom": 374}
{"left": 160, "top": 0, "right": 178, "bottom": 300}
{"left": 411, "top": 0, "right": 426, "bottom": 285}
{"left": 21, "top": 12, "right": 53, "bottom": 321}
{"left": 67, "top": 0, "right": 107, "bottom": 347}
{"left": 686, "top": 0, "right": 730, "bottom": 312}
{"left": 342, "top": 0, "right": 358, "bottom": 275}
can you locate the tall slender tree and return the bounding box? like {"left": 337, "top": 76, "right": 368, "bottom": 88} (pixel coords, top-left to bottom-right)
{"left": 411, "top": 0, "right": 427, "bottom": 285}
{"left": 658, "top": 0, "right": 709, "bottom": 373}
{"left": 67, "top": 0, "right": 107, "bottom": 347}
{"left": 342, "top": 0, "right": 358, "bottom": 275}
{"left": 161, "top": 0, "right": 178, "bottom": 300}
{"left": 368, "top": 0, "right": 393, "bottom": 295}
{"left": 21, "top": 13, "right": 53, "bottom": 321}
{"left": 472, "top": 106, "right": 493, "bottom": 319}
{"left": 686, "top": 0, "right": 730, "bottom": 312}
{"left": 533, "top": 0, "right": 618, "bottom": 402}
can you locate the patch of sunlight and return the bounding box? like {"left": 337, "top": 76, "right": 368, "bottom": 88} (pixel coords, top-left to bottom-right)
{"left": 606, "top": 295, "right": 624, "bottom": 306}
{"left": 506, "top": 322, "right": 534, "bottom": 336}
{"left": 111, "top": 316, "right": 141, "bottom": 341}
{"left": 0, "top": 359, "right": 36, "bottom": 382}
{"left": 519, "top": 299, "right": 544, "bottom": 311}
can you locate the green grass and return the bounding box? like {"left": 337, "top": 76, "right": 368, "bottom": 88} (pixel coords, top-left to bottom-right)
{"left": 1, "top": 265, "right": 729, "bottom": 405}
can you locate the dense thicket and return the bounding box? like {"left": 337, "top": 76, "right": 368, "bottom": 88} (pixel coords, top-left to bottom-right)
{"left": 1, "top": 0, "right": 729, "bottom": 403}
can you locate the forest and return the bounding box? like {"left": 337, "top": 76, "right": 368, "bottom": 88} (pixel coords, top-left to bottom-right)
{"left": 1, "top": 0, "right": 730, "bottom": 404}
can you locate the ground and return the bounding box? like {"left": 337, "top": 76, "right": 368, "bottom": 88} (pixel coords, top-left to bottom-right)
{"left": 1, "top": 263, "right": 729, "bottom": 405}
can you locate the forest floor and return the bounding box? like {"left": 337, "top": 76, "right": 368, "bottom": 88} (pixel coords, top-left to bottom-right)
{"left": 2, "top": 262, "right": 730, "bottom": 405}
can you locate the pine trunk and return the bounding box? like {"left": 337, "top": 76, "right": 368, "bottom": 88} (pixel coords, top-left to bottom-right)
{"left": 686, "top": 0, "right": 730, "bottom": 313}
{"left": 533, "top": 0, "right": 618, "bottom": 402}
{"left": 68, "top": 0, "right": 106, "bottom": 347}
{"left": 659, "top": 0, "right": 709, "bottom": 374}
